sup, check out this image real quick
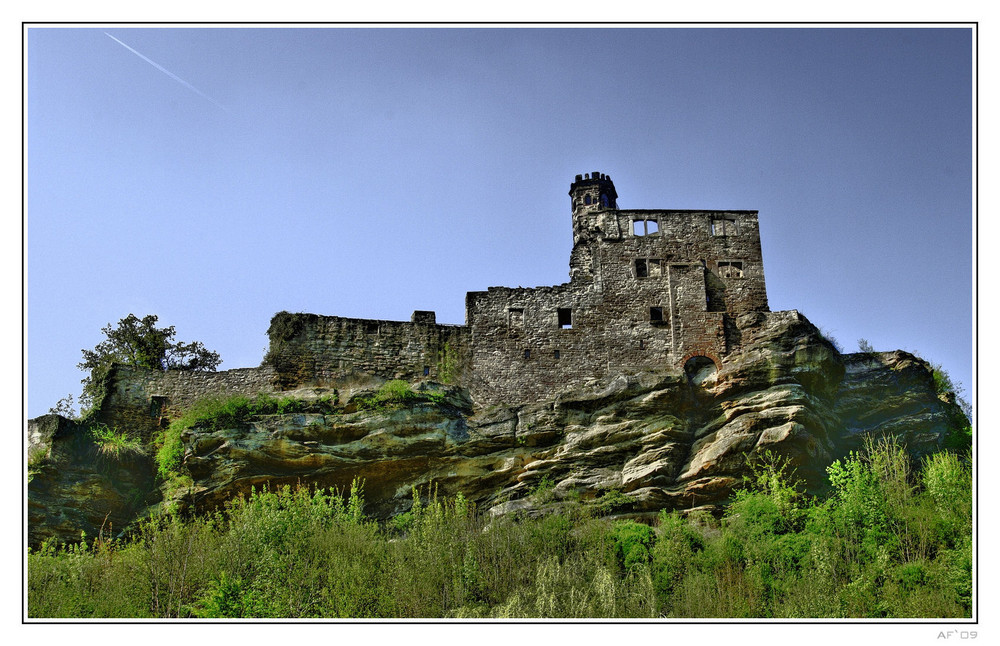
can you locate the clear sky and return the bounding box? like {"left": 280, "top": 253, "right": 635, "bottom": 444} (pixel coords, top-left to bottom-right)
{"left": 25, "top": 26, "right": 974, "bottom": 418}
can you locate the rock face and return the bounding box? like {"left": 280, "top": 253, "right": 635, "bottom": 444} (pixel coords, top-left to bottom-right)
{"left": 27, "top": 310, "right": 968, "bottom": 545}
{"left": 28, "top": 415, "right": 158, "bottom": 547}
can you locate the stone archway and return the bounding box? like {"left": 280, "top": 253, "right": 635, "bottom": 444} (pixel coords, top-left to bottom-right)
{"left": 682, "top": 353, "right": 719, "bottom": 386}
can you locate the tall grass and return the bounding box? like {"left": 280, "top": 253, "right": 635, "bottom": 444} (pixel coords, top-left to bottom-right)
{"left": 28, "top": 439, "right": 972, "bottom": 619}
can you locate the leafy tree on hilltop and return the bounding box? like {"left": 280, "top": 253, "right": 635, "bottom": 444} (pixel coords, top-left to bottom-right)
{"left": 77, "top": 314, "right": 221, "bottom": 414}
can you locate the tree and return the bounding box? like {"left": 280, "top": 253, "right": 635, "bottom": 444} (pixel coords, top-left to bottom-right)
{"left": 77, "top": 314, "right": 221, "bottom": 412}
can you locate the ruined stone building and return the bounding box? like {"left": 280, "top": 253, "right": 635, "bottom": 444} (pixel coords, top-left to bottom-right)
{"left": 105, "top": 172, "right": 770, "bottom": 422}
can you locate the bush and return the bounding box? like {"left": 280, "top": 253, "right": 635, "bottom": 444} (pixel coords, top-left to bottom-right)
{"left": 27, "top": 440, "right": 973, "bottom": 619}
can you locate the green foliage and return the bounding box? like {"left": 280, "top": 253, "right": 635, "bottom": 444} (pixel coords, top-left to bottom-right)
{"left": 943, "top": 424, "right": 972, "bottom": 453}
{"left": 28, "top": 440, "right": 972, "bottom": 619}
{"left": 529, "top": 475, "right": 556, "bottom": 503}
{"left": 857, "top": 338, "right": 876, "bottom": 354}
{"left": 48, "top": 393, "right": 78, "bottom": 419}
{"left": 89, "top": 423, "right": 145, "bottom": 460}
{"left": 610, "top": 521, "right": 656, "bottom": 571}
{"left": 436, "top": 342, "right": 459, "bottom": 384}
{"left": 78, "top": 314, "right": 220, "bottom": 414}
{"left": 592, "top": 488, "right": 633, "bottom": 516}
{"left": 354, "top": 380, "right": 449, "bottom": 412}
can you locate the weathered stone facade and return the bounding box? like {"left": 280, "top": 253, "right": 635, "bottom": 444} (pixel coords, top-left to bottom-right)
{"left": 265, "top": 172, "right": 769, "bottom": 406}
{"left": 102, "top": 173, "right": 771, "bottom": 421}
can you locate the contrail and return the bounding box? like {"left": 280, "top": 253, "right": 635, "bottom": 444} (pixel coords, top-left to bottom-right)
{"left": 105, "top": 32, "right": 230, "bottom": 114}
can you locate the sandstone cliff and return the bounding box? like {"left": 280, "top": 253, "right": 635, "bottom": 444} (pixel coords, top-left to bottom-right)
{"left": 28, "top": 310, "right": 967, "bottom": 546}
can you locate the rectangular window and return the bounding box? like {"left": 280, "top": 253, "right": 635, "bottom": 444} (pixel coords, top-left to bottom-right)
{"left": 557, "top": 308, "right": 573, "bottom": 329}
{"left": 635, "top": 258, "right": 663, "bottom": 278}
{"left": 711, "top": 217, "right": 738, "bottom": 236}
{"left": 632, "top": 218, "right": 659, "bottom": 236}
{"left": 524, "top": 349, "right": 531, "bottom": 360}
{"left": 718, "top": 261, "right": 744, "bottom": 278}
{"left": 423, "top": 366, "right": 430, "bottom": 376}
{"left": 554, "top": 350, "right": 561, "bottom": 359}
{"left": 650, "top": 307, "right": 664, "bottom": 323}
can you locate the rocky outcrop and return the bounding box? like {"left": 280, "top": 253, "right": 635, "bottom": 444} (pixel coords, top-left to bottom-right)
{"left": 28, "top": 415, "right": 159, "bottom": 547}
{"left": 27, "top": 310, "right": 968, "bottom": 545}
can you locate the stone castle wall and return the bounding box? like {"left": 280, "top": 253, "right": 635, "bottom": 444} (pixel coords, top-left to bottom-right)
{"left": 97, "top": 173, "right": 772, "bottom": 417}
{"left": 99, "top": 364, "right": 278, "bottom": 436}
{"left": 265, "top": 311, "right": 471, "bottom": 391}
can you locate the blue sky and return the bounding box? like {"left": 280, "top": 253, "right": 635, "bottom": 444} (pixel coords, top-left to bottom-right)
{"left": 25, "top": 26, "right": 974, "bottom": 418}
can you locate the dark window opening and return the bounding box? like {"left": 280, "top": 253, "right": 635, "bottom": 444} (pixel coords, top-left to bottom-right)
{"left": 557, "top": 308, "right": 573, "bottom": 329}
{"left": 718, "top": 261, "right": 744, "bottom": 278}
{"left": 635, "top": 258, "right": 662, "bottom": 279}
{"left": 601, "top": 193, "right": 609, "bottom": 207}
{"left": 584, "top": 194, "right": 592, "bottom": 205}
{"left": 365, "top": 322, "right": 379, "bottom": 334}
{"left": 524, "top": 349, "right": 531, "bottom": 360}
{"left": 650, "top": 307, "right": 664, "bottom": 323}
{"left": 150, "top": 396, "right": 167, "bottom": 420}
{"left": 554, "top": 350, "right": 561, "bottom": 359}
{"left": 423, "top": 366, "right": 430, "bottom": 376}
{"left": 639, "top": 340, "right": 645, "bottom": 350}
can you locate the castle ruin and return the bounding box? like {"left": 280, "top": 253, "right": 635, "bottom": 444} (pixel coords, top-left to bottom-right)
{"left": 103, "top": 173, "right": 770, "bottom": 424}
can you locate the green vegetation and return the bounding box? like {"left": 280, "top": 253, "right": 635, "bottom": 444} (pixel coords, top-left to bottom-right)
{"left": 78, "top": 314, "right": 221, "bottom": 416}
{"left": 89, "top": 423, "right": 145, "bottom": 460}
{"left": 28, "top": 437, "right": 972, "bottom": 619}
{"left": 436, "top": 342, "right": 459, "bottom": 384}
{"left": 354, "top": 380, "right": 446, "bottom": 412}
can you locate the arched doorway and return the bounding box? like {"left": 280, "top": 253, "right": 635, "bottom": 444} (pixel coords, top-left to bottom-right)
{"left": 683, "top": 355, "right": 718, "bottom": 386}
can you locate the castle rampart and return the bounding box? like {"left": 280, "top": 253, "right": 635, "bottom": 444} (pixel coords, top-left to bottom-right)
{"left": 265, "top": 311, "right": 471, "bottom": 391}
{"left": 99, "top": 173, "right": 771, "bottom": 422}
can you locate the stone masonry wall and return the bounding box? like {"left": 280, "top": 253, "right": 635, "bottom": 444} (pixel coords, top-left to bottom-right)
{"left": 99, "top": 174, "right": 771, "bottom": 414}
{"left": 265, "top": 311, "right": 471, "bottom": 391}
{"left": 99, "top": 364, "right": 278, "bottom": 437}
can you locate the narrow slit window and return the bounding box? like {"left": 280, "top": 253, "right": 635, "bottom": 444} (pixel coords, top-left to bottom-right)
{"left": 524, "top": 349, "right": 531, "bottom": 360}
{"left": 650, "top": 307, "right": 664, "bottom": 323}
{"left": 554, "top": 350, "right": 561, "bottom": 359}
{"left": 557, "top": 308, "right": 573, "bottom": 329}
{"left": 423, "top": 366, "right": 430, "bottom": 376}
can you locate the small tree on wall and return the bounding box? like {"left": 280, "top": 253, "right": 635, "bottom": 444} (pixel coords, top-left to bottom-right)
{"left": 77, "top": 314, "right": 221, "bottom": 415}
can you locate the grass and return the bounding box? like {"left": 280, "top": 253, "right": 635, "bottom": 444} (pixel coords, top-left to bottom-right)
{"left": 28, "top": 437, "right": 972, "bottom": 619}
{"left": 90, "top": 423, "right": 145, "bottom": 460}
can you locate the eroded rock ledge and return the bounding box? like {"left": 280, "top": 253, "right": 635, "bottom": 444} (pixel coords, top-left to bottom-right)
{"left": 28, "top": 311, "right": 966, "bottom": 546}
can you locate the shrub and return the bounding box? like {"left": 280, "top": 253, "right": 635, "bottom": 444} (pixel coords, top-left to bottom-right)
{"left": 610, "top": 521, "right": 656, "bottom": 571}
